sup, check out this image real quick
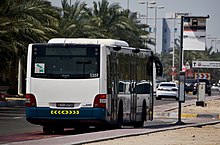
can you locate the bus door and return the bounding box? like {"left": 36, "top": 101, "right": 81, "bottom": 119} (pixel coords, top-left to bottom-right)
{"left": 130, "top": 59, "right": 137, "bottom": 121}
{"left": 110, "top": 54, "right": 119, "bottom": 121}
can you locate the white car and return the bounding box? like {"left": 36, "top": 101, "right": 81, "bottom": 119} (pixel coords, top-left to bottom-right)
{"left": 156, "top": 82, "right": 178, "bottom": 100}
{"left": 211, "top": 84, "right": 220, "bottom": 92}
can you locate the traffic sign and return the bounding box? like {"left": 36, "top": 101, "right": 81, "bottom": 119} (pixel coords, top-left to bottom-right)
{"left": 170, "top": 71, "right": 177, "bottom": 76}
{"left": 194, "top": 73, "right": 210, "bottom": 80}
{"left": 171, "top": 67, "right": 176, "bottom": 72}
{"left": 192, "top": 61, "right": 220, "bottom": 68}
{"left": 182, "top": 65, "right": 186, "bottom": 72}
{"left": 185, "top": 62, "right": 190, "bottom": 70}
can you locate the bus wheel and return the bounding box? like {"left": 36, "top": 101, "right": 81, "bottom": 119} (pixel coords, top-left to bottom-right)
{"left": 117, "top": 102, "right": 123, "bottom": 128}
{"left": 42, "top": 126, "right": 53, "bottom": 134}
{"left": 142, "top": 101, "right": 147, "bottom": 122}
{"left": 134, "top": 101, "right": 146, "bottom": 128}
{"left": 54, "top": 127, "right": 64, "bottom": 134}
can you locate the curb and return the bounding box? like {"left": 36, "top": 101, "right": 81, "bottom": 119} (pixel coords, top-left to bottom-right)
{"left": 70, "top": 121, "right": 220, "bottom": 145}
{"left": 12, "top": 120, "right": 220, "bottom": 145}
{"left": 154, "top": 112, "right": 220, "bottom": 120}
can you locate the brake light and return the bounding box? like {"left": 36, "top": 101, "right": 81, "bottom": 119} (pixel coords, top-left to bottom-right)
{"left": 25, "top": 94, "right": 37, "bottom": 107}
{"left": 93, "top": 94, "right": 106, "bottom": 108}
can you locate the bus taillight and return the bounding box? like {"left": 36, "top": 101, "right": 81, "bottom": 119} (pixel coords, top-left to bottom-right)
{"left": 93, "top": 94, "right": 106, "bottom": 108}
{"left": 25, "top": 94, "right": 37, "bottom": 107}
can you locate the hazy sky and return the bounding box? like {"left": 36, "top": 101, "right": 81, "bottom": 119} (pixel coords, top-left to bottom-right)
{"left": 49, "top": 0, "right": 220, "bottom": 49}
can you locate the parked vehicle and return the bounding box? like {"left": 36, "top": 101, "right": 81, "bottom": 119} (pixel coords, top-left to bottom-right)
{"left": 211, "top": 83, "right": 220, "bottom": 92}
{"left": 193, "top": 79, "right": 211, "bottom": 96}
{"left": 185, "top": 79, "right": 196, "bottom": 93}
{"left": 156, "top": 82, "right": 178, "bottom": 100}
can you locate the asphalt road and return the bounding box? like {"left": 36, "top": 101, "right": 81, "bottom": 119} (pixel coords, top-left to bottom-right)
{"left": 0, "top": 93, "right": 214, "bottom": 144}
{"left": 0, "top": 93, "right": 198, "bottom": 137}
{"left": 0, "top": 107, "right": 41, "bottom": 136}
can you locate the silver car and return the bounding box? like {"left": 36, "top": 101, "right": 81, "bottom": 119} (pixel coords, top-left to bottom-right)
{"left": 156, "top": 82, "right": 178, "bottom": 100}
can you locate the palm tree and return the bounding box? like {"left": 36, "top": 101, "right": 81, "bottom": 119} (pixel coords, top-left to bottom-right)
{"left": 57, "top": 0, "right": 92, "bottom": 38}
{"left": 57, "top": 0, "right": 147, "bottom": 47}
{"left": 0, "top": 0, "right": 60, "bottom": 94}
{"left": 112, "top": 10, "right": 146, "bottom": 48}
{"left": 88, "top": 0, "right": 145, "bottom": 47}
{"left": 0, "top": 0, "right": 154, "bottom": 95}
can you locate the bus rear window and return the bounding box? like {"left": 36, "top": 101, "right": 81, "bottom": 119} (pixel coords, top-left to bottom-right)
{"left": 31, "top": 44, "right": 100, "bottom": 79}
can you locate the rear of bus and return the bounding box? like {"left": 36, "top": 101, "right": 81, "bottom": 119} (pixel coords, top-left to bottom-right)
{"left": 25, "top": 43, "right": 107, "bottom": 130}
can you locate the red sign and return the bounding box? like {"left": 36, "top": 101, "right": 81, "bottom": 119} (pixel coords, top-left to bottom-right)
{"left": 170, "top": 71, "right": 177, "bottom": 76}
{"left": 170, "top": 67, "right": 177, "bottom": 76}
{"left": 182, "top": 65, "right": 186, "bottom": 72}
{"left": 186, "top": 69, "right": 193, "bottom": 77}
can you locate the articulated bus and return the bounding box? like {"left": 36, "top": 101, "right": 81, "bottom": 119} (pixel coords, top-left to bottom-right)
{"left": 25, "top": 38, "right": 162, "bottom": 133}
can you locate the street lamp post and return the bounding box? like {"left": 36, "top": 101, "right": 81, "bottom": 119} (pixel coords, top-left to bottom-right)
{"left": 207, "top": 37, "right": 219, "bottom": 52}
{"left": 172, "top": 13, "right": 177, "bottom": 82}
{"left": 127, "top": 0, "right": 129, "bottom": 9}
{"left": 207, "top": 37, "right": 216, "bottom": 51}
{"left": 138, "top": 1, "right": 156, "bottom": 48}
{"left": 138, "top": 1, "right": 156, "bottom": 25}
{"left": 213, "top": 39, "right": 220, "bottom": 52}
{"left": 149, "top": 6, "right": 164, "bottom": 54}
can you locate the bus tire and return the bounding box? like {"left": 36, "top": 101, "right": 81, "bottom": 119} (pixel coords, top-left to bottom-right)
{"left": 54, "top": 127, "right": 64, "bottom": 134}
{"left": 134, "top": 101, "right": 146, "bottom": 128}
{"left": 117, "top": 101, "right": 123, "bottom": 128}
{"left": 141, "top": 101, "right": 147, "bottom": 122}
{"left": 42, "top": 126, "right": 53, "bottom": 134}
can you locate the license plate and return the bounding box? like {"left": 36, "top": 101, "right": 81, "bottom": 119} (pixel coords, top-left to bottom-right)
{"left": 56, "top": 103, "right": 75, "bottom": 107}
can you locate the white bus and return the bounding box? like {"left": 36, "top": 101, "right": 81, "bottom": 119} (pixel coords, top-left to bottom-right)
{"left": 25, "top": 38, "right": 162, "bottom": 133}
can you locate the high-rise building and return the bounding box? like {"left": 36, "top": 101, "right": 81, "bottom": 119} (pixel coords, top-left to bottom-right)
{"left": 162, "top": 13, "right": 181, "bottom": 54}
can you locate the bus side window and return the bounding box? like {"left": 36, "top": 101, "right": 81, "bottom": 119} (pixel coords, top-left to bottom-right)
{"left": 118, "top": 82, "right": 125, "bottom": 93}
{"left": 135, "top": 83, "right": 151, "bottom": 94}
{"left": 153, "top": 56, "right": 163, "bottom": 77}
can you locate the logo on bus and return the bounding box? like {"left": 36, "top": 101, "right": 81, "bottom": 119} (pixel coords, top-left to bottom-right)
{"left": 50, "top": 110, "right": 80, "bottom": 115}
{"left": 90, "top": 73, "right": 99, "bottom": 77}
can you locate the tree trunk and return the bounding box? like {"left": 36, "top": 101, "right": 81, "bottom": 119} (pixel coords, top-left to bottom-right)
{"left": 18, "top": 59, "right": 23, "bottom": 96}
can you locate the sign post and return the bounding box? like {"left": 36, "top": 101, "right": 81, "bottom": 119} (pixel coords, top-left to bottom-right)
{"left": 176, "top": 16, "right": 185, "bottom": 125}
{"left": 179, "top": 71, "right": 186, "bottom": 103}
{"left": 176, "top": 71, "right": 186, "bottom": 125}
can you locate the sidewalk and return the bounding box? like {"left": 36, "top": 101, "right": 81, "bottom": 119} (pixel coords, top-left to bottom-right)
{"left": 154, "top": 95, "right": 220, "bottom": 120}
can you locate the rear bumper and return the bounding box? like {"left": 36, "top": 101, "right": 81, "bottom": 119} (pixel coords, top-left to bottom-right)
{"left": 26, "top": 107, "right": 107, "bottom": 127}
{"left": 156, "top": 92, "right": 178, "bottom": 98}
{"left": 156, "top": 95, "right": 178, "bottom": 98}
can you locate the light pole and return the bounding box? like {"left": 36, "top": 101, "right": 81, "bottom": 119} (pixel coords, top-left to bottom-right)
{"left": 127, "top": 0, "right": 129, "bottom": 9}
{"left": 138, "top": 1, "right": 156, "bottom": 48}
{"left": 207, "top": 37, "right": 216, "bottom": 52}
{"left": 207, "top": 37, "right": 220, "bottom": 52}
{"left": 149, "top": 6, "right": 164, "bottom": 54}
{"left": 138, "top": 1, "right": 156, "bottom": 25}
{"left": 213, "top": 39, "right": 220, "bottom": 52}
{"left": 172, "top": 13, "right": 177, "bottom": 82}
